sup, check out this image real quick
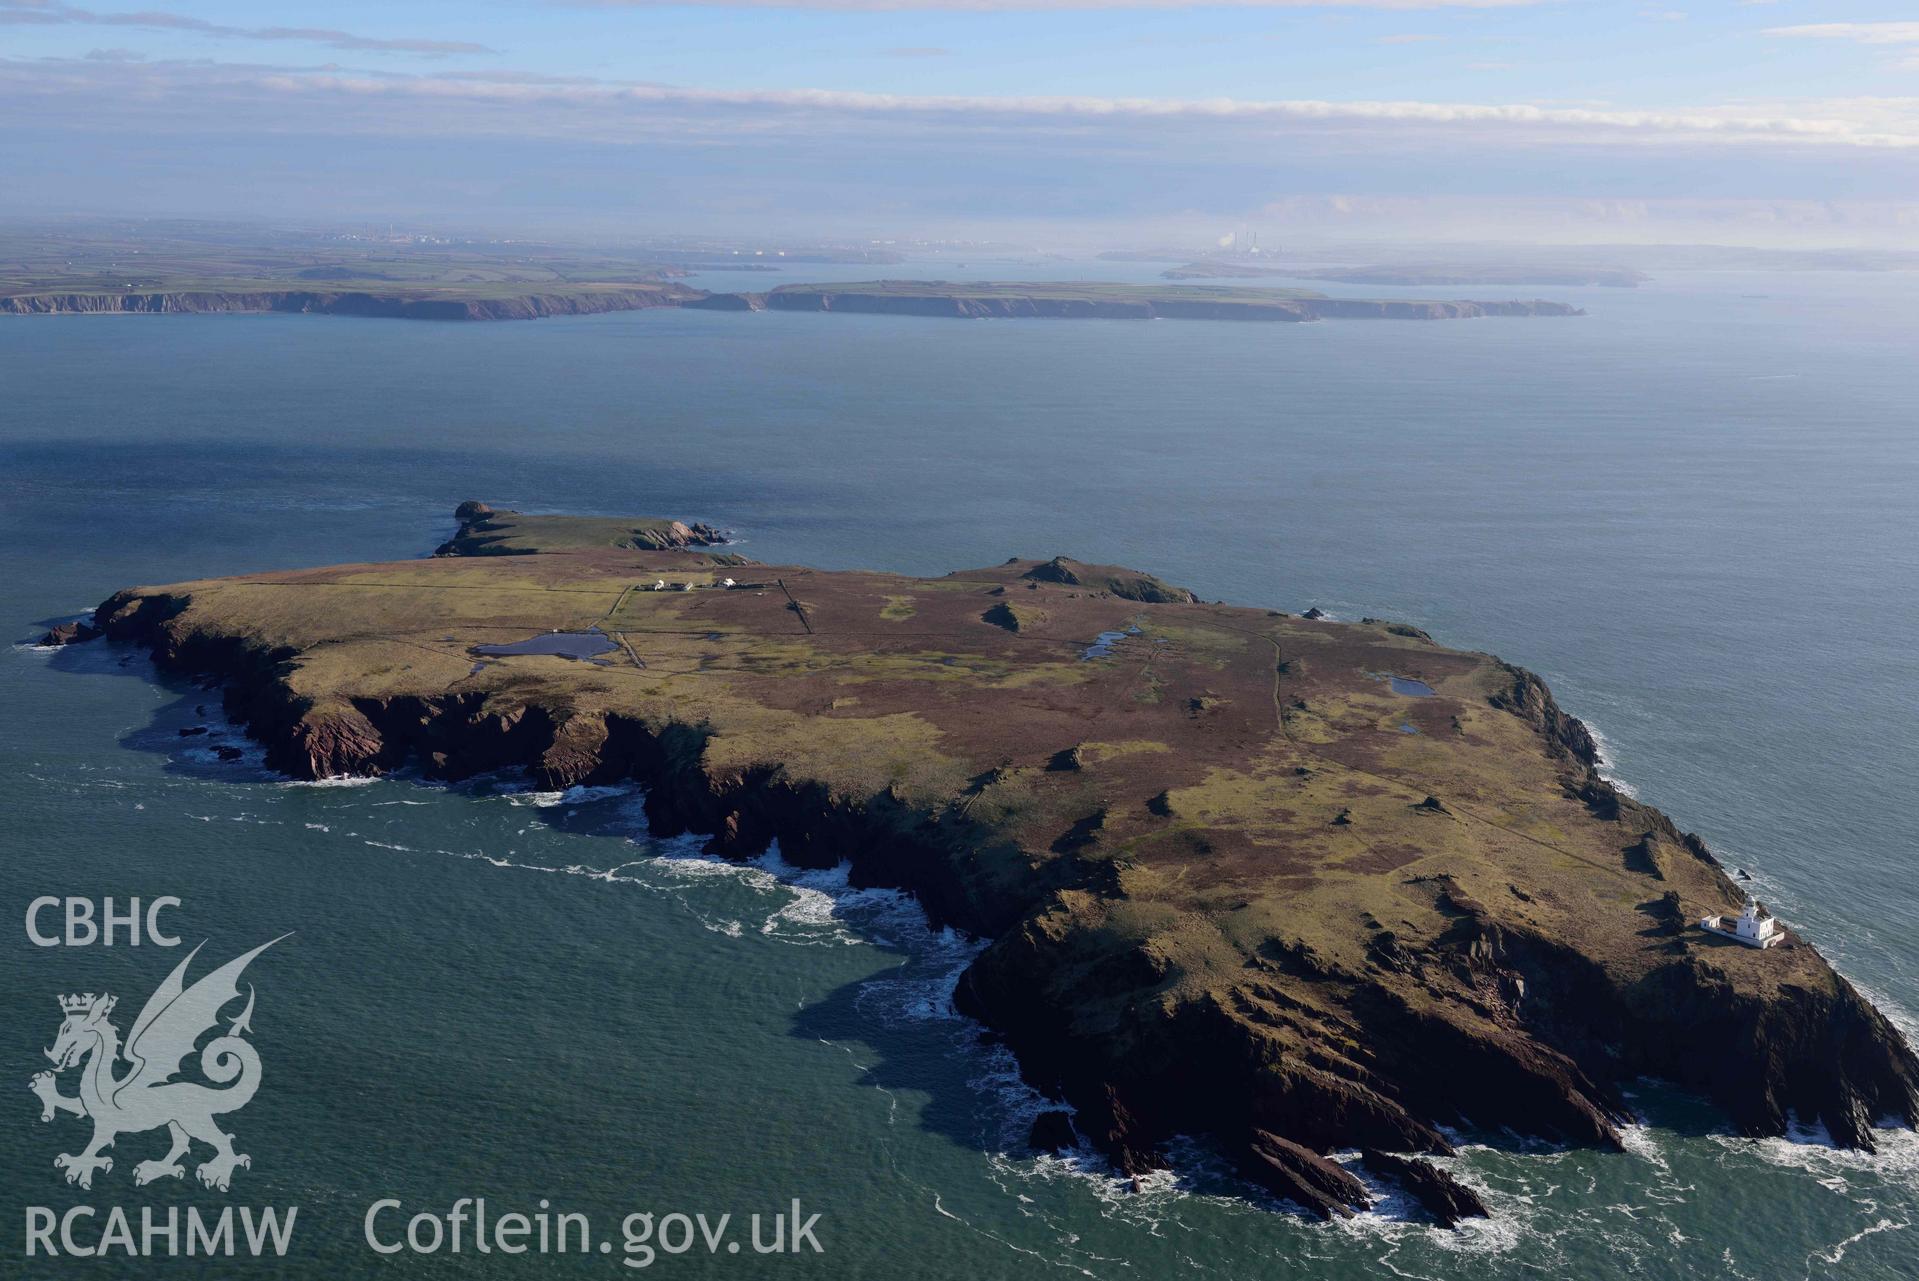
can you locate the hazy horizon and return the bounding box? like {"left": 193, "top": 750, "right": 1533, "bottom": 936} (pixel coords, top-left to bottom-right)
{"left": 5, "top": 0, "right": 1919, "bottom": 250}
{"left": 11, "top": 212, "right": 1919, "bottom": 268}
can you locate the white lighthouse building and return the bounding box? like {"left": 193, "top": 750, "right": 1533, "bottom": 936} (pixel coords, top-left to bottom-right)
{"left": 1699, "top": 898, "right": 1782, "bottom": 949}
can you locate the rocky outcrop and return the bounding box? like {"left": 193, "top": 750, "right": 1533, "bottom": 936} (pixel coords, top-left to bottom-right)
{"left": 1485, "top": 662, "right": 1724, "bottom": 875}
{"left": 433, "top": 504, "right": 729, "bottom": 556}
{"left": 647, "top": 521, "right": 729, "bottom": 550}
{"left": 1488, "top": 661, "right": 1600, "bottom": 769}
{"left": 1618, "top": 956, "right": 1917, "bottom": 1150}
{"left": 981, "top": 602, "right": 1026, "bottom": 632}
{"left": 1244, "top": 1131, "right": 1371, "bottom": 1219}
{"left": 1021, "top": 556, "right": 1197, "bottom": 603}
{"left": 1360, "top": 618, "right": 1435, "bottom": 643}
{"left": 37, "top": 620, "right": 102, "bottom": 646}
{"left": 1359, "top": 1149, "right": 1488, "bottom": 1226}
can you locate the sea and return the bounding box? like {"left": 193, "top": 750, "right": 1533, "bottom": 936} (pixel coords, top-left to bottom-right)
{"left": 3, "top": 261, "right": 1916, "bottom": 1278}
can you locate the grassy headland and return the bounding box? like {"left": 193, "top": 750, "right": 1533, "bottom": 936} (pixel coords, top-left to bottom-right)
{"left": 75, "top": 505, "right": 1917, "bottom": 1222}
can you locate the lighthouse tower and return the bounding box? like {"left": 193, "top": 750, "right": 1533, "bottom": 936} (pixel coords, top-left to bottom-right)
{"left": 1734, "top": 898, "right": 1780, "bottom": 946}
{"left": 1700, "top": 898, "right": 1783, "bottom": 948}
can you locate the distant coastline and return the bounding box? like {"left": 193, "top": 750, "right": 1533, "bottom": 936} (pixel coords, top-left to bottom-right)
{"left": 0, "top": 284, "right": 698, "bottom": 322}
{"left": 725, "top": 280, "right": 1585, "bottom": 322}
{"left": 1159, "top": 259, "right": 1648, "bottom": 288}
{"left": 2, "top": 279, "right": 1584, "bottom": 324}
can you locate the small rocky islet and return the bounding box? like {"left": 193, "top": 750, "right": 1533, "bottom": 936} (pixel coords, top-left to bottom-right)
{"left": 62, "top": 504, "right": 1919, "bottom": 1223}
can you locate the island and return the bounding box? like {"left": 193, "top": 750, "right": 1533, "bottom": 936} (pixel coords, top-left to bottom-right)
{"left": 1288, "top": 265, "right": 1648, "bottom": 289}
{"left": 0, "top": 223, "right": 1588, "bottom": 325}
{"left": 1, "top": 278, "right": 1580, "bottom": 324}
{"left": 1160, "top": 260, "right": 1648, "bottom": 289}
{"left": 0, "top": 222, "right": 881, "bottom": 320}
{"left": 688, "top": 280, "right": 1584, "bottom": 322}
{"left": 0, "top": 284, "right": 702, "bottom": 322}
{"left": 62, "top": 505, "right": 1916, "bottom": 1223}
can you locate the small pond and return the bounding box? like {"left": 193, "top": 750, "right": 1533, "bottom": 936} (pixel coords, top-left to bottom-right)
{"left": 471, "top": 628, "right": 617, "bottom": 660}
{"left": 1082, "top": 624, "right": 1143, "bottom": 660}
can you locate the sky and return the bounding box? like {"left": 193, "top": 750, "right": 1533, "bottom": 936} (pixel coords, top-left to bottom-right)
{"left": 2, "top": 0, "right": 1917, "bottom": 246}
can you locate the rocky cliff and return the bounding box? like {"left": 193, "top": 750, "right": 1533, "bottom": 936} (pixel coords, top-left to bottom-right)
{"left": 76, "top": 511, "right": 1917, "bottom": 1223}
{"left": 431, "top": 502, "right": 731, "bottom": 556}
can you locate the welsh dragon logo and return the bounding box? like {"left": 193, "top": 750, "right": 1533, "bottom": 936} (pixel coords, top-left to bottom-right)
{"left": 29, "top": 937, "right": 287, "bottom": 1191}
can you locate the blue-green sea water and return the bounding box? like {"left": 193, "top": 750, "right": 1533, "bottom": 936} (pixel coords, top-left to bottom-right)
{"left": 3, "top": 265, "right": 1916, "bottom": 1278}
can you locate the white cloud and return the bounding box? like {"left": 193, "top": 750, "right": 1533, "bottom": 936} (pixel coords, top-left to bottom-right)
{"left": 1763, "top": 22, "right": 1919, "bottom": 46}
{"left": 7, "top": 57, "right": 1918, "bottom": 235}
{"left": 8, "top": 57, "right": 1919, "bottom": 154}
{"left": 275, "top": 70, "right": 1919, "bottom": 148}
{"left": 571, "top": 0, "right": 1536, "bottom": 8}
{"left": 0, "top": 0, "right": 492, "bottom": 54}
{"left": 1253, "top": 193, "right": 1919, "bottom": 243}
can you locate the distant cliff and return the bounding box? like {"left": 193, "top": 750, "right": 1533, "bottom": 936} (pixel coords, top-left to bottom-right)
{"left": 1290, "top": 266, "right": 1648, "bottom": 289}
{"left": 1162, "top": 261, "right": 1648, "bottom": 289}
{"left": 751, "top": 282, "right": 1583, "bottom": 322}
{"left": 1, "top": 280, "right": 1585, "bottom": 324}
{"left": 0, "top": 285, "right": 698, "bottom": 321}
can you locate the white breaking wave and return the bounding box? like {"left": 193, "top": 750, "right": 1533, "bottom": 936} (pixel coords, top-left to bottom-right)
{"left": 271, "top": 769, "right": 1919, "bottom": 1268}
{"left": 1721, "top": 1113, "right": 1919, "bottom": 1188}
{"left": 501, "top": 782, "right": 640, "bottom": 808}
{"left": 1582, "top": 721, "right": 1639, "bottom": 799}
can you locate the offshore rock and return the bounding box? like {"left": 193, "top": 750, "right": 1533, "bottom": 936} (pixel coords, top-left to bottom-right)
{"left": 1243, "top": 1131, "right": 1370, "bottom": 1219}
{"left": 1359, "top": 1149, "right": 1489, "bottom": 1226}
{"left": 38, "top": 620, "right": 102, "bottom": 646}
